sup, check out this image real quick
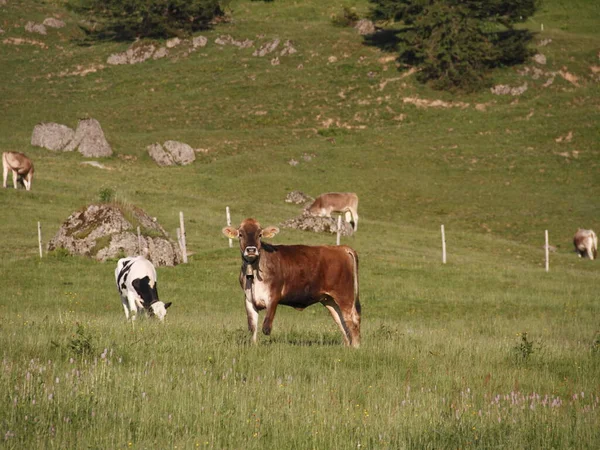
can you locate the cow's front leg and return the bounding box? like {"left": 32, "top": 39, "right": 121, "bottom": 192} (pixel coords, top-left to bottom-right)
{"left": 262, "top": 301, "right": 279, "bottom": 336}
{"left": 245, "top": 297, "right": 259, "bottom": 344}
{"left": 2, "top": 162, "right": 7, "bottom": 189}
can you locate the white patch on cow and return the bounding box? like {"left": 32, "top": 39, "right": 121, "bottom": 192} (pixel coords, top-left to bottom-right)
{"left": 150, "top": 301, "right": 168, "bottom": 320}
{"left": 245, "top": 272, "right": 271, "bottom": 311}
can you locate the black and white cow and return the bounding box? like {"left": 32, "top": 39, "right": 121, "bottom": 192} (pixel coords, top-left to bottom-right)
{"left": 115, "top": 256, "right": 172, "bottom": 321}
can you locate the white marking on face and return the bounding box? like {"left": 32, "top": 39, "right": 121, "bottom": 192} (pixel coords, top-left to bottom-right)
{"left": 150, "top": 302, "right": 168, "bottom": 321}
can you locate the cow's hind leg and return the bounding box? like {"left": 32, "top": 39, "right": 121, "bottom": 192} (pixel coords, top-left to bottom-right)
{"left": 121, "top": 296, "right": 130, "bottom": 320}
{"left": 322, "top": 298, "right": 352, "bottom": 346}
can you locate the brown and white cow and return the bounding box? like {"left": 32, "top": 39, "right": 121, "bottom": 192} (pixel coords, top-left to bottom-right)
{"left": 307, "top": 192, "right": 359, "bottom": 231}
{"left": 2, "top": 152, "right": 34, "bottom": 191}
{"left": 223, "top": 218, "right": 361, "bottom": 347}
{"left": 573, "top": 229, "right": 597, "bottom": 260}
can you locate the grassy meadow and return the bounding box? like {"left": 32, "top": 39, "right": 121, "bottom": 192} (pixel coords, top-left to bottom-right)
{"left": 1, "top": 0, "right": 599, "bottom": 447}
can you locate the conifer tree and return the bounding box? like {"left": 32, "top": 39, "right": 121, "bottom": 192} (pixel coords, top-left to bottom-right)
{"left": 368, "top": 0, "right": 539, "bottom": 91}
{"left": 70, "top": 0, "right": 226, "bottom": 40}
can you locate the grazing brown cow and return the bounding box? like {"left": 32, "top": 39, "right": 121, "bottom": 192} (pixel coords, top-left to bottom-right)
{"left": 2, "top": 152, "right": 34, "bottom": 191}
{"left": 223, "top": 218, "right": 361, "bottom": 347}
{"left": 307, "top": 192, "right": 359, "bottom": 231}
{"left": 573, "top": 229, "right": 597, "bottom": 260}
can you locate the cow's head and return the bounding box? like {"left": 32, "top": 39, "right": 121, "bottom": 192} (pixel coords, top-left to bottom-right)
{"left": 223, "top": 218, "right": 279, "bottom": 263}
{"left": 132, "top": 276, "right": 172, "bottom": 321}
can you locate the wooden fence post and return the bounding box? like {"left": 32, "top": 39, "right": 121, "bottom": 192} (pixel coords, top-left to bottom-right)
{"left": 545, "top": 230, "right": 549, "bottom": 272}
{"left": 336, "top": 215, "right": 342, "bottom": 245}
{"left": 441, "top": 224, "right": 447, "bottom": 264}
{"left": 226, "top": 206, "right": 232, "bottom": 248}
{"left": 137, "top": 226, "right": 142, "bottom": 255}
{"left": 179, "top": 211, "right": 188, "bottom": 263}
{"left": 37, "top": 221, "right": 43, "bottom": 258}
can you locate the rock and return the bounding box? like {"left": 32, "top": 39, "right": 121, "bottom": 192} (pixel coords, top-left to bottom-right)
{"left": 163, "top": 140, "right": 195, "bottom": 165}
{"left": 533, "top": 53, "right": 547, "bottom": 65}
{"left": 355, "top": 19, "right": 375, "bottom": 35}
{"left": 107, "top": 43, "right": 156, "bottom": 65}
{"left": 253, "top": 39, "right": 280, "bottom": 57}
{"left": 490, "top": 83, "right": 528, "bottom": 96}
{"left": 280, "top": 40, "right": 297, "bottom": 56}
{"left": 147, "top": 143, "right": 175, "bottom": 166}
{"left": 80, "top": 161, "right": 108, "bottom": 169}
{"left": 166, "top": 37, "right": 181, "bottom": 48}
{"left": 43, "top": 18, "right": 66, "bottom": 28}
{"left": 153, "top": 47, "right": 168, "bottom": 59}
{"left": 48, "top": 203, "right": 181, "bottom": 266}
{"left": 147, "top": 141, "right": 195, "bottom": 166}
{"left": 215, "top": 35, "right": 253, "bottom": 48}
{"left": 281, "top": 210, "right": 354, "bottom": 236}
{"left": 64, "top": 118, "right": 113, "bottom": 157}
{"left": 25, "top": 21, "right": 47, "bottom": 35}
{"left": 285, "top": 191, "right": 314, "bottom": 205}
{"left": 538, "top": 38, "right": 552, "bottom": 47}
{"left": 31, "top": 122, "right": 75, "bottom": 151}
{"left": 192, "top": 36, "right": 208, "bottom": 48}
{"left": 271, "top": 57, "right": 280, "bottom": 66}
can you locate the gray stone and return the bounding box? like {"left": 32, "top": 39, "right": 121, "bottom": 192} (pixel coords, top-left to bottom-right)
{"left": 355, "top": 19, "right": 375, "bottom": 35}
{"left": 25, "top": 21, "right": 47, "bottom": 35}
{"left": 65, "top": 118, "right": 112, "bottom": 157}
{"left": 490, "top": 83, "right": 528, "bottom": 96}
{"left": 166, "top": 37, "right": 181, "bottom": 48}
{"left": 153, "top": 47, "right": 168, "bottom": 59}
{"left": 163, "top": 140, "right": 195, "bottom": 165}
{"left": 107, "top": 43, "right": 156, "bottom": 65}
{"left": 31, "top": 122, "right": 75, "bottom": 151}
{"left": 147, "top": 143, "right": 175, "bottom": 166}
{"left": 192, "top": 36, "right": 208, "bottom": 48}
{"left": 532, "top": 53, "right": 547, "bottom": 65}
{"left": 280, "top": 40, "right": 297, "bottom": 56}
{"left": 253, "top": 39, "right": 280, "bottom": 57}
{"left": 43, "top": 18, "right": 66, "bottom": 28}
{"left": 285, "top": 191, "right": 314, "bottom": 205}
{"left": 48, "top": 203, "right": 181, "bottom": 266}
{"left": 281, "top": 210, "right": 354, "bottom": 236}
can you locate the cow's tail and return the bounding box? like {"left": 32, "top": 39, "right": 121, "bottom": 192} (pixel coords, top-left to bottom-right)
{"left": 347, "top": 248, "right": 360, "bottom": 315}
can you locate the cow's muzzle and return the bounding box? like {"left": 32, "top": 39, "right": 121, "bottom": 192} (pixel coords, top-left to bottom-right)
{"left": 243, "top": 246, "right": 259, "bottom": 261}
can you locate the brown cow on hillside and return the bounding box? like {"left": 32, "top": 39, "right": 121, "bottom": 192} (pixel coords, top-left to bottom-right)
{"left": 573, "top": 229, "right": 597, "bottom": 260}
{"left": 307, "top": 192, "right": 359, "bottom": 231}
{"left": 223, "top": 218, "right": 361, "bottom": 347}
{"left": 3, "top": 152, "right": 34, "bottom": 191}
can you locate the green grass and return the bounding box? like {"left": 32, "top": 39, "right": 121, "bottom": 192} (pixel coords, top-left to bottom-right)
{"left": 1, "top": 0, "right": 599, "bottom": 447}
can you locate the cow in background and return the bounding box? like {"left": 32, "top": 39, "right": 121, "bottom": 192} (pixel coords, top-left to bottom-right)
{"left": 223, "top": 218, "right": 361, "bottom": 347}
{"left": 115, "top": 256, "right": 172, "bottom": 321}
{"left": 573, "top": 229, "right": 597, "bottom": 260}
{"left": 3, "top": 152, "right": 34, "bottom": 191}
{"left": 307, "top": 192, "right": 359, "bottom": 231}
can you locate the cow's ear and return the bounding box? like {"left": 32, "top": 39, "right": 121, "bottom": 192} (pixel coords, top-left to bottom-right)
{"left": 262, "top": 226, "right": 279, "bottom": 239}
{"left": 164, "top": 302, "right": 172, "bottom": 309}
{"left": 222, "top": 226, "right": 239, "bottom": 239}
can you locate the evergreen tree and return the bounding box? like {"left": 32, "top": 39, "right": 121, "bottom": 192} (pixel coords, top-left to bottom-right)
{"left": 368, "top": 0, "right": 539, "bottom": 91}
{"left": 69, "top": 0, "right": 226, "bottom": 40}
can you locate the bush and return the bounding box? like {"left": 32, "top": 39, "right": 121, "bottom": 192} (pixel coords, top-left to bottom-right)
{"left": 69, "top": 0, "right": 228, "bottom": 40}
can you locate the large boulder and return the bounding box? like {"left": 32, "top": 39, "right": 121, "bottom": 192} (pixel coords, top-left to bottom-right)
{"left": 31, "top": 122, "right": 75, "bottom": 151}
{"left": 64, "top": 118, "right": 113, "bottom": 157}
{"left": 48, "top": 203, "right": 182, "bottom": 266}
{"left": 148, "top": 141, "right": 195, "bottom": 166}
{"left": 281, "top": 210, "right": 354, "bottom": 236}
